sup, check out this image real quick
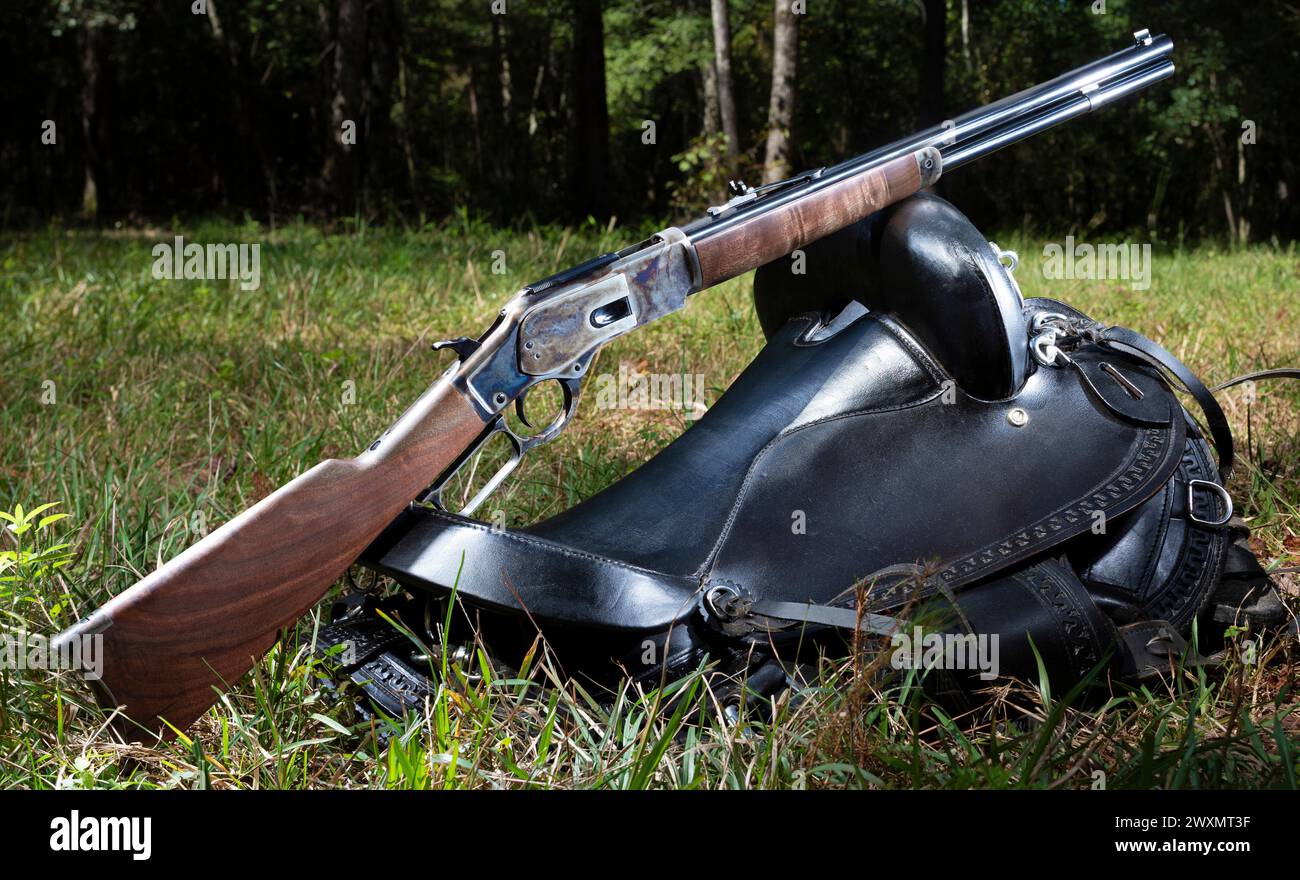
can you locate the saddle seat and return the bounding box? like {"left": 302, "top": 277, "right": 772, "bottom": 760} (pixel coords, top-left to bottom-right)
{"left": 356, "top": 194, "right": 1236, "bottom": 699}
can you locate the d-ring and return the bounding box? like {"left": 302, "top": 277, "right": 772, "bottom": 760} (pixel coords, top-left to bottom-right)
{"left": 1187, "top": 479, "right": 1233, "bottom": 527}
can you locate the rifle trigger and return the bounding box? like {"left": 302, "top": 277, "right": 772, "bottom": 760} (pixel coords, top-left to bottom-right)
{"left": 514, "top": 394, "right": 533, "bottom": 430}
{"left": 432, "top": 336, "right": 481, "bottom": 361}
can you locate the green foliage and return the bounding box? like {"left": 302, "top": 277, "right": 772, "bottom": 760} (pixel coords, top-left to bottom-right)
{"left": 0, "top": 503, "right": 74, "bottom": 624}
{"left": 49, "top": 0, "right": 137, "bottom": 36}
{"left": 605, "top": 2, "right": 711, "bottom": 117}
{"left": 669, "top": 132, "right": 736, "bottom": 210}
{"left": 3, "top": 0, "right": 1295, "bottom": 239}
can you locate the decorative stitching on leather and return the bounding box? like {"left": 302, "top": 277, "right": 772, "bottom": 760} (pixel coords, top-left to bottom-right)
{"left": 1014, "top": 563, "right": 1107, "bottom": 676}
{"left": 696, "top": 322, "right": 945, "bottom": 579}
{"left": 701, "top": 326, "right": 1182, "bottom": 597}
{"left": 413, "top": 507, "right": 697, "bottom": 582}
{"left": 1144, "top": 440, "right": 1227, "bottom": 625}
{"left": 937, "top": 426, "right": 1177, "bottom": 589}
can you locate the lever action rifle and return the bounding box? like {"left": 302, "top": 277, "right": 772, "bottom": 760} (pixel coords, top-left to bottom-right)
{"left": 57, "top": 30, "right": 1176, "bottom": 735}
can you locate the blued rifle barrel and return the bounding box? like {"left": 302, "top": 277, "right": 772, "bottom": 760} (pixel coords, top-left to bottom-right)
{"left": 688, "top": 30, "right": 1174, "bottom": 243}
{"left": 835, "top": 31, "right": 1173, "bottom": 171}
{"left": 941, "top": 57, "right": 1174, "bottom": 168}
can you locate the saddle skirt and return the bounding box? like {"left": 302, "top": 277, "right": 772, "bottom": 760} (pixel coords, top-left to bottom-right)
{"left": 336, "top": 194, "right": 1276, "bottom": 711}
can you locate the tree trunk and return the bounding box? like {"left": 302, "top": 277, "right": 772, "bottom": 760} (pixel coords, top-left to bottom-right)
{"left": 207, "top": 0, "right": 279, "bottom": 217}
{"left": 762, "top": 0, "right": 798, "bottom": 184}
{"left": 711, "top": 0, "right": 739, "bottom": 162}
{"left": 318, "top": 2, "right": 335, "bottom": 194}
{"left": 1236, "top": 133, "right": 1251, "bottom": 244}
{"left": 920, "top": 0, "right": 946, "bottom": 128}
{"left": 492, "top": 15, "right": 513, "bottom": 127}
{"left": 79, "top": 25, "right": 100, "bottom": 219}
{"left": 491, "top": 13, "right": 518, "bottom": 200}
{"left": 391, "top": 0, "right": 419, "bottom": 204}
{"left": 702, "top": 60, "right": 720, "bottom": 138}
{"left": 526, "top": 20, "right": 554, "bottom": 136}
{"left": 568, "top": 0, "right": 611, "bottom": 220}
{"left": 960, "top": 0, "right": 971, "bottom": 74}
{"left": 467, "top": 65, "right": 485, "bottom": 179}
{"left": 323, "top": 0, "right": 366, "bottom": 213}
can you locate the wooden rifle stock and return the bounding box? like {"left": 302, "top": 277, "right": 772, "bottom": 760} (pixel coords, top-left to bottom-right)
{"left": 693, "top": 151, "right": 932, "bottom": 288}
{"left": 58, "top": 378, "right": 486, "bottom": 736}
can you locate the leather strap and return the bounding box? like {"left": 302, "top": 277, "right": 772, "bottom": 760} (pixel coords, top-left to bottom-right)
{"left": 1210, "top": 368, "right": 1300, "bottom": 392}
{"left": 750, "top": 599, "right": 898, "bottom": 636}
{"left": 754, "top": 563, "right": 1200, "bottom": 686}
{"left": 1090, "top": 326, "right": 1236, "bottom": 477}
{"left": 1092, "top": 333, "right": 1300, "bottom": 480}
{"left": 748, "top": 562, "right": 930, "bottom": 636}
{"left": 1116, "top": 620, "right": 1213, "bottom": 679}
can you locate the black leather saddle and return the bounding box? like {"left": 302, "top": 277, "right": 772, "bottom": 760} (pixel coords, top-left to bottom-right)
{"left": 326, "top": 194, "right": 1284, "bottom": 713}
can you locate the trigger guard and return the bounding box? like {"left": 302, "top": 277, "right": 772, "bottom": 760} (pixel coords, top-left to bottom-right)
{"left": 512, "top": 377, "right": 580, "bottom": 452}
{"left": 426, "top": 372, "right": 585, "bottom": 516}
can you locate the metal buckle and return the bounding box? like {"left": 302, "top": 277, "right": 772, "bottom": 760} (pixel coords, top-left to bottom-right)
{"left": 1187, "top": 479, "right": 1233, "bottom": 527}
{"left": 705, "top": 584, "right": 752, "bottom": 621}
{"left": 1028, "top": 312, "right": 1078, "bottom": 367}
{"left": 703, "top": 584, "right": 758, "bottom": 637}
{"left": 1030, "top": 329, "right": 1066, "bottom": 367}
{"left": 1030, "top": 311, "right": 1073, "bottom": 334}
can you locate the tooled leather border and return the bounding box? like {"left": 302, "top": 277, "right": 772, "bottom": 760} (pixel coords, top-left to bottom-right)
{"left": 1013, "top": 560, "right": 1111, "bottom": 678}
{"left": 938, "top": 422, "right": 1185, "bottom": 590}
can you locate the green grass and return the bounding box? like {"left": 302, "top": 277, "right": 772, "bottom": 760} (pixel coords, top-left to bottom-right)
{"left": 1, "top": 219, "right": 1297, "bottom": 789}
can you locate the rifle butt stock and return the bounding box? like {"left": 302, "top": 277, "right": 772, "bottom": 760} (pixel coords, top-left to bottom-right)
{"left": 57, "top": 378, "right": 486, "bottom": 737}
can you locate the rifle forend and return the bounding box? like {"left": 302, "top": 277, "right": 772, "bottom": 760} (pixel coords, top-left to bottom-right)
{"left": 57, "top": 29, "right": 1174, "bottom": 736}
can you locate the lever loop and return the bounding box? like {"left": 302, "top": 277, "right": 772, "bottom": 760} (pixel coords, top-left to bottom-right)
{"left": 425, "top": 376, "right": 582, "bottom": 516}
